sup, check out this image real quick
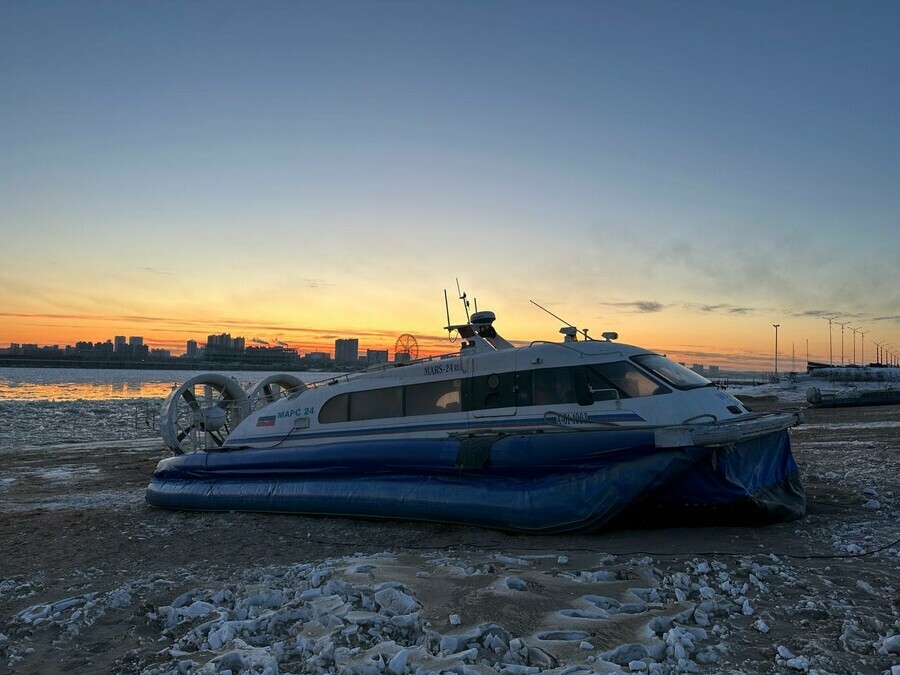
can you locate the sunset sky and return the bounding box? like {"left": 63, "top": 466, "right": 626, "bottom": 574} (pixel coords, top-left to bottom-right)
{"left": 2, "top": 1, "right": 898, "bottom": 370}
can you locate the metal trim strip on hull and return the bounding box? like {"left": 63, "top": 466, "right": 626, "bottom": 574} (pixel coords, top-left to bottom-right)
{"left": 226, "top": 411, "right": 646, "bottom": 446}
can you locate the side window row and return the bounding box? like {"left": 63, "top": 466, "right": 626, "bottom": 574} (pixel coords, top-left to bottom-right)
{"left": 318, "top": 363, "right": 671, "bottom": 424}
{"left": 319, "top": 378, "right": 462, "bottom": 424}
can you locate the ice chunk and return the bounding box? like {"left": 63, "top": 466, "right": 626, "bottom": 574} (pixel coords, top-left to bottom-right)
{"left": 207, "top": 623, "right": 236, "bottom": 651}
{"left": 106, "top": 587, "right": 132, "bottom": 609}
{"left": 449, "top": 613, "right": 461, "bottom": 626}
{"left": 387, "top": 648, "right": 409, "bottom": 674}
{"left": 492, "top": 554, "right": 532, "bottom": 567}
{"left": 374, "top": 587, "right": 420, "bottom": 616}
{"left": 855, "top": 580, "right": 876, "bottom": 595}
{"left": 881, "top": 634, "right": 900, "bottom": 654}
{"left": 505, "top": 576, "right": 528, "bottom": 591}
{"left": 693, "top": 608, "right": 709, "bottom": 627}
{"left": 777, "top": 645, "right": 796, "bottom": 659}
{"left": 786, "top": 655, "right": 810, "bottom": 670}
{"left": 179, "top": 601, "right": 218, "bottom": 620}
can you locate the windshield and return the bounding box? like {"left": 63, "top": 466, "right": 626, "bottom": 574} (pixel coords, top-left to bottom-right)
{"left": 631, "top": 354, "right": 712, "bottom": 390}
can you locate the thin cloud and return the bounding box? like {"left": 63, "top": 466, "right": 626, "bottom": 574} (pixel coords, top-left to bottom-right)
{"left": 603, "top": 301, "right": 667, "bottom": 313}
{"left": 140, "top": 267, "right": 172, "bottom": 276}
{"left": 696, "top": 304, "right": 754, "bottom": 315}
{"left": 791, "top": 309, "right": 837, "bottom": 318}
{"left": 301, "top": 278, "right": 333, "bottom": 288}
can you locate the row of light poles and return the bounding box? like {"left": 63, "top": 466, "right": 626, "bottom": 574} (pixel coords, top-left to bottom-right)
{"left": 772, "top": 320, "right": 897, "bottom": 374}
{"left": 816, "top": 316, "right": 896, "bottom": 368}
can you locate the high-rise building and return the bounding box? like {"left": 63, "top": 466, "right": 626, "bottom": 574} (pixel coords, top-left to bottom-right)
{"left": 367, "top": 349, "right": 389, "bottom": 365}
{"left": 207, "top": 333, "right": 231, "bottom": 348}
{"left": 334, "top": 338, "right": 359, "bottom": 364}
{"left": 204, "top": 333, "right": 246, "bottom": 362}
{"left": 114, "top": 336, "right": 126, "bottom": 352}
{"left": 186, "top": 340, "right": 199, "bottom": 358}
{"left": 129, "top": 336, "right": 143, "bottom": 347}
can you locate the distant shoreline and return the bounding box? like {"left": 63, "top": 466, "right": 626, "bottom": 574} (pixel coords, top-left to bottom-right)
{"left": 0, "top": 358, "right": 353, "bottom": 373}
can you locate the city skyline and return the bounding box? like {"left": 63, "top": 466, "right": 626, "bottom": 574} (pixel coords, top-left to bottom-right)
{"left": 3, "top": 309, "right": 898, "bottom": 371}
{"left": 2, "top": 2, "right": 898, "bottom": 369}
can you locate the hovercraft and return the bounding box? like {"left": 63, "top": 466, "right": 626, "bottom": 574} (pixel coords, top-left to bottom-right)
{"left": 147, "top": 305, "right": 804, "bottom": 533}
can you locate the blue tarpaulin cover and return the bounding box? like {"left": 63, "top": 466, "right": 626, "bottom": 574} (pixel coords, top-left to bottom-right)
{"left": 146, "top": 429, "right": 804, "bottom": 533}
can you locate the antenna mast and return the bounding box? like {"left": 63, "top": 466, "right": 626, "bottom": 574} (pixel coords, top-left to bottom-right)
{"left": 529, "top": 300, "right": 595, "bottom": 340}
{"left": 456, "top": 278, "right": 471, "bottom": 322}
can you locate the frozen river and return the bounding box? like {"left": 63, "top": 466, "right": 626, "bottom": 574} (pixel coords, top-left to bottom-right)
{"left": 0, "top": 367, "right": 340, "bottom": 450}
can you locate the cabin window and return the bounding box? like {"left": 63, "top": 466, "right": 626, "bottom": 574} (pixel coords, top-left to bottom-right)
{"left": 532, "top": 367, "right": 579, "bottom": 405}
{"left": 349, "top": 386, "right": 403, "bottom": 421}
{"left": 319, "top": 393, "right": 349, "bottom": 423}
{"left": 406, "top": 379, "right": 462, "bottom": 416}
{"left": 577, "top": 365, "right": 621, "bottom": 402}
{"left": 631, "top": 354, "right": 712, "bottom": 390}
{"left": 466, "top": 372, "right": 516, "bottom": 410}
{"left": 514, "top": 367, "right": 594, "bottom": 407}
{"left": 589, "top": 362, "right": 670, "bottom": 398}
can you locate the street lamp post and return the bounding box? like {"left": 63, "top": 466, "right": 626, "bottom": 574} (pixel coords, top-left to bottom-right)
{"left": 836, "top": 322, "right": 849, "bottom": 367}
{"left": 773, "top": 324, "right": 780, "bottom": 377}
{"left": 822, "top": 315, "right": 838, "bottom": 366}
{"left": 849, "top": 327, "right": 860, "bottom": 365}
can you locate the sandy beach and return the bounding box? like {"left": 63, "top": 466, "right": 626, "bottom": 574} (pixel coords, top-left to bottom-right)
{"left": 1, "top": 397, "right": 899, "bottom": 674}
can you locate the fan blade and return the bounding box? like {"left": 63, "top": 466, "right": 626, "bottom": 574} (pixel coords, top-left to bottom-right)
{"left": 182, "top": 390, "right": 201, "bottom": 411}
{"left": 176, "top": 424, "right": 197, "bottom": 442}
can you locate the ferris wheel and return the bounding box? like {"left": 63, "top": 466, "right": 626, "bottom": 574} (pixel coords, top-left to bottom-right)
{"left": 394, "top": 333, "right": 419, "bottom": 361}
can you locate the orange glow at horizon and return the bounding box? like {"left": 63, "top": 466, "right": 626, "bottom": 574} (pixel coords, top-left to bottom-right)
{"left": 0, "top": 311, "right": 460, "bottom": 359}
{"left": 0, "top": 306, "right": 877, "bottom": 372}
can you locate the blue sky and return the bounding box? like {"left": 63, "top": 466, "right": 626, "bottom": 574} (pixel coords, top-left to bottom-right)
{"left": 1, "top": 1, "right": 898, "bottom": 367}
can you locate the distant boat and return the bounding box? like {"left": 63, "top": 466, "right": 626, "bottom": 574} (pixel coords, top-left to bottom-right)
{"left": 807, "top": 386, "right": 900, "bottom": 408}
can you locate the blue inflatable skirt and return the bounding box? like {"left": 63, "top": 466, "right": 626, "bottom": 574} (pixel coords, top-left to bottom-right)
{"left": 146, "top": 429, "right": 804, "bottom": 533}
